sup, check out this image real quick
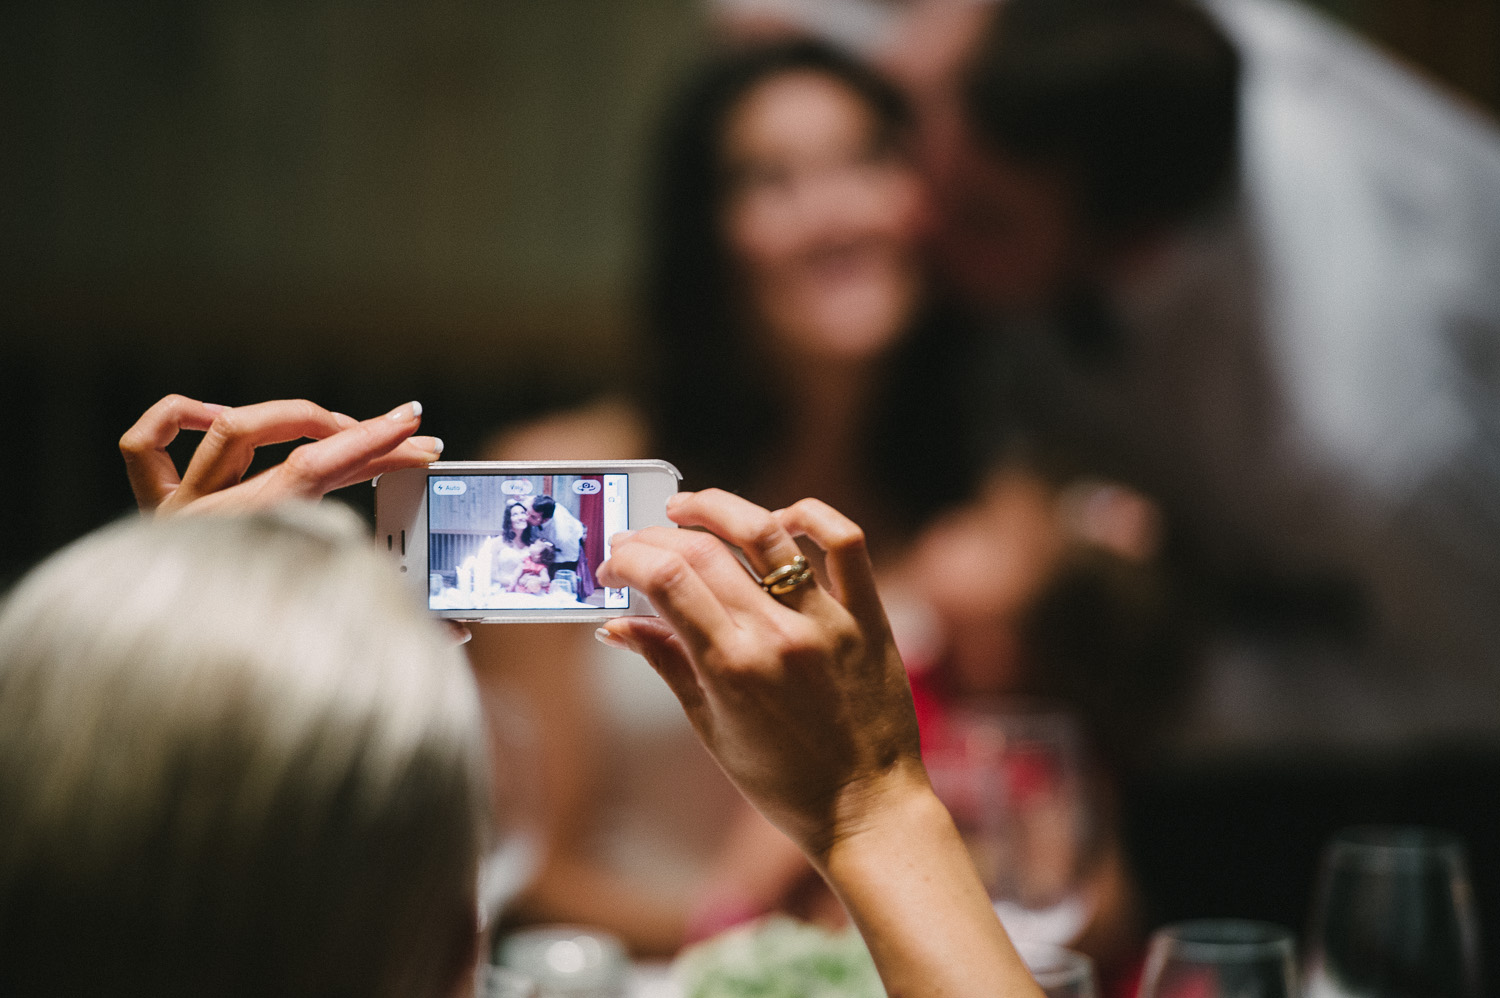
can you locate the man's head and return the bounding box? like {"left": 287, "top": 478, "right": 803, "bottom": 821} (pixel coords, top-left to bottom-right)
{"left": 941, "top": 0, "right": 1240, "bottom": 308}
{"left": 527, "top": 496, "right": 557, "bottom": 527}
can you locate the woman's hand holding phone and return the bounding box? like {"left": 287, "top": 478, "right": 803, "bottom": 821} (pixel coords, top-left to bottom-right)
{"left": 599, "top": 489, "right": 923, "bottom": 860}
{"left": 596, "top": 490, "right": 1040, "bottom": 998}
{"left": 121, "top": 394, "right": 443, "bottom": 515}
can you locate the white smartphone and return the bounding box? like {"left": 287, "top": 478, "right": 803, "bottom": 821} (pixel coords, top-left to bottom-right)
{"left": 375, "top": 460, "right": 682, "bottom": 623}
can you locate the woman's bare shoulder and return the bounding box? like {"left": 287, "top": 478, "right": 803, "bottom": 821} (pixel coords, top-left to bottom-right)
{"left": 480, "top": 397, "right": 650, "bottom": 461}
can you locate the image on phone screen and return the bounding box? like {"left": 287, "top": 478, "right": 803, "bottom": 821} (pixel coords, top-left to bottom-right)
{"left": 426, "top": 473, "right": 629, "bottom": 612}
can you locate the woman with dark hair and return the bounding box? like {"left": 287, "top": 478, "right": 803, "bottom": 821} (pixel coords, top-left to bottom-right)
{"left": 455, "top": 499, "right": 534, "bottom": 598}
{"left": 469, "top": 499, "right": 535, "bottom": 593}
{"left": 468, "top": 39, "right": 987, "bottom": 954}
{"left": 490, "top": 39, "right": 982, "bottom": 549}
{"left": 637, "top": 40, "right": 981, "bottom": 544}
{"left": 500, "top": 499, "right": 533, "bottom": 548}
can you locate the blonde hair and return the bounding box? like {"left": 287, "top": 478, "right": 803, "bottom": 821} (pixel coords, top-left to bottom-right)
{"left": 0, "top": 504, "right": 490, "bottom": 998}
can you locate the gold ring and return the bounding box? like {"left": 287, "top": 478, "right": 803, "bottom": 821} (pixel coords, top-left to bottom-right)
{"left": 760, "top": 555, "right": 814, "bottom": 597}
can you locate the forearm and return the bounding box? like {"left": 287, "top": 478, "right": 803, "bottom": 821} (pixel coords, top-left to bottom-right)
{"left": 819, "top": 773, "right": 1042, "bottom": 998}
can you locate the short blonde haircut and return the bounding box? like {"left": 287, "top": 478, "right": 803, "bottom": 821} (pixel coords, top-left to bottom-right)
{"left": 0, "top": 505, "right": 490, "bottom": 998}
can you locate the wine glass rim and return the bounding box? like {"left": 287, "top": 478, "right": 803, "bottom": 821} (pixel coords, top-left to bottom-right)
{"left": 1151, "top": 919, "right": 1295, "bottom": 959}
{"left": 1328, "top": 825, "right": 1464, "bottom": 854}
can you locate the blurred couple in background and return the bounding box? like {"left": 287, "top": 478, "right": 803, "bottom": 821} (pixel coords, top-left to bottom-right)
{"left": 723, "top": 0, "right": 1500, "bottom": 745}
{"left": 476, "top": 0, "right": 1500, "bottom": 986}
{"left": 473, "top": 9, "right": 1175, "bottom": 987}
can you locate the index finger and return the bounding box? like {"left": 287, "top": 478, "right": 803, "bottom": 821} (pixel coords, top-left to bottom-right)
{"left": 666, "top": 489, "right": 832, "bottom": 615}
{"left": 118, "top": 394, "right": 227, "bottom": 511}
{"left": 666, "top": 490, "right": 804, "bottom": 577}
{"left": 599, "top": 529, "right": 739, "bottom": 661}
{"left": 176, "top": 399, "right": 350, "bottom": 502}
{"left": 265, "top": 406, "right": 437, "bottom": 499}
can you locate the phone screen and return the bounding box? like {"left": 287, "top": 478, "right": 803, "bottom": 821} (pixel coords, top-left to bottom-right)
{"left": 426, "top": 473, "right": 630, "bottom": 612}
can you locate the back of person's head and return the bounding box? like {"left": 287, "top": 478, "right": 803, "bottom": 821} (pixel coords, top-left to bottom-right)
{"left": 0, "top": 505, "right": 489, "bottom": 998}
{"left": 965, "top": 0, "right": 1240, "bottom": 238}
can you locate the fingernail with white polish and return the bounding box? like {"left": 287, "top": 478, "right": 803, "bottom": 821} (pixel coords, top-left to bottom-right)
{"left": 389, "top": 401, "right": 422, "bottom": 421}
{"left": 429, "top": 437, "right": 444, "bottom": 455}
{"left": 595, "top": 627, "right": 628, "bottom": 650}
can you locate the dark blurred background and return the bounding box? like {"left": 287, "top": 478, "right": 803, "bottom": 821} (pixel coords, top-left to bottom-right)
{"left": 2, "top": 0, "right": 1494, "bottom": 586}
{"left": 1, "top": 1, "right": 707, "bottom": 587}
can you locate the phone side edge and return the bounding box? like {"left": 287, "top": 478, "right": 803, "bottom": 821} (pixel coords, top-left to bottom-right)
{"left": 373, "top": 466, "right": 430, "bottom": 609}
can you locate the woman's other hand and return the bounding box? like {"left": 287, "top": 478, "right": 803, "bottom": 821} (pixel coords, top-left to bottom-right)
{"left": 121, "top": 395, "right": 443, "bottom": 516}
{"left": 596, "top": 489, "right": 924, "bottom": 864}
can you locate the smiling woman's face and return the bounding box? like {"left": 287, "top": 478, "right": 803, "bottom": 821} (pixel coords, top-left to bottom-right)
{"left": 721, "top": 69, "right": 928, "bottom": 366}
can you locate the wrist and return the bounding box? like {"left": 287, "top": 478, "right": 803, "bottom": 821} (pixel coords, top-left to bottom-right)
{"left": 818, "top": 765, "right": 1040, "bottom": 998}
{"left": 815, "top": 760, "right": 945, "bottom": 873}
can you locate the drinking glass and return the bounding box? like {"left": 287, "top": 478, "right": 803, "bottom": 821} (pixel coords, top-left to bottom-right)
{"left": 482, "top": 965, "right": 540, "bottom": 998}
{"left": 925, "top": 707, "right": 1097, "bottom": 944}
{"left": 1140, "top": 920, "right": 1298, "bottom": 998}
{"left": 1018, "top": 941, "right": 1098, "bottom": 998}
{"left": 1304, "top": 827, "right": 1481, "bottom": 998}
{"left": 499, "top": 927, "right": 628, "bottom": 998}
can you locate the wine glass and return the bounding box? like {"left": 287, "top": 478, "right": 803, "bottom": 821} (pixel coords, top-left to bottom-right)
{"left": 924, "top": 706, "right": 1098, "bottom": 944}
{"left": 481, "top": 965, "right": 539, "bottom": 998}
{"left": 1018, "top": 941, "right": 1098, "bottom": 998}
{"left": 1304, "top": 827, "right": 1481, "bottom": 998}
{"left": 1140, "top": 920, "right": 1298, "bottom": 998}
{"left": 498, "top": 927, "right": 628, "bottom": 998}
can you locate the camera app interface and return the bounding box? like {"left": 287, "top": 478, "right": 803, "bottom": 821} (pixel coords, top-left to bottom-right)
{"left": 427, "top": 474, "right": 628, "bottom": 611}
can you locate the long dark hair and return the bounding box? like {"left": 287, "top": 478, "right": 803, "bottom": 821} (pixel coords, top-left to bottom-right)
{"left": 641, "top": 40, "right": 983, "bottom": 527}
{"left": 501, "top": 500, "right": 533, "bottom": 546}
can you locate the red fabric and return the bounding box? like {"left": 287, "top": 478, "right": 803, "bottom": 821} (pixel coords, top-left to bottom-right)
{"left": 576, "top": 477, "right": 604, "bottom": 600}
{"left": 511, "top": 557, "right": 550, "bottom": 592}
{"left": 1107, "top": 951, "right": 1146, "bottom": 998}
{"left": 909, "top": 669, "right": 948, "bottom": 754}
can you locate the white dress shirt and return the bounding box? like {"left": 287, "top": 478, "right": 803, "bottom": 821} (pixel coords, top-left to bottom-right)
{"left": 995, "top": 0, "right": 1500, "bottom": 750}
{"left": 540, "top": 504, "right": 586, "bottom": 564}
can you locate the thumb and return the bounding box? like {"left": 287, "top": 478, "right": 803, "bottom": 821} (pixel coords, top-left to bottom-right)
{"left": 597, "top": 618, "right": 708, "bottom": 719}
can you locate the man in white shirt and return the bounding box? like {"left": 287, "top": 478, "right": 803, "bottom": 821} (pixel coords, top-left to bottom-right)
{"left": 528, "top": 495, "right": 586, "bottom": 576}
{"left": 938, "top": 0, "right": 1500, "bottom": 751}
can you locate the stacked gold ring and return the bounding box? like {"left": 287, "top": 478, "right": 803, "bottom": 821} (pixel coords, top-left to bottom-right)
{"left": 759, "top": 554, "right": 814, "bottom": 597}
